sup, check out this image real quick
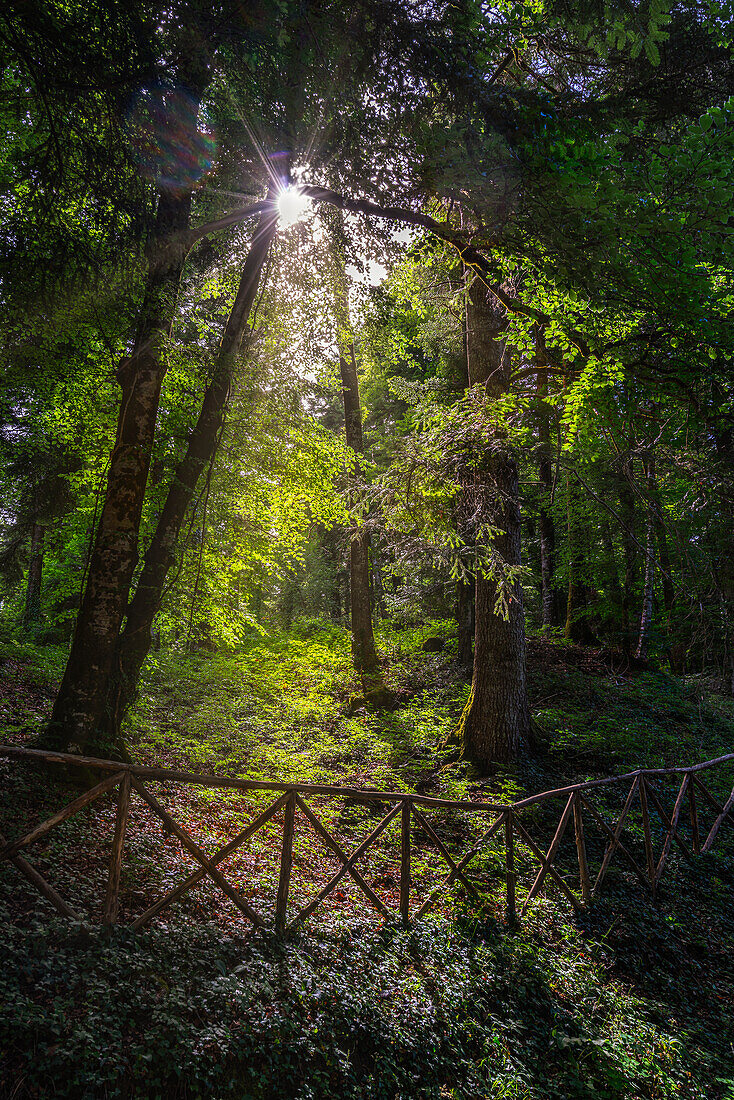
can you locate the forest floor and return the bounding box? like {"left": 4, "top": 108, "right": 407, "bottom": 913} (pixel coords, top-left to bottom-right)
{"left": 0, "top": 620, "right": 733, "bottom": 1099}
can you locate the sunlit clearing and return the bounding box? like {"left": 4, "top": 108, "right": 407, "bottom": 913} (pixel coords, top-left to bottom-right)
{"left": 278, "top": 186, "right": 310, "bottom": 226}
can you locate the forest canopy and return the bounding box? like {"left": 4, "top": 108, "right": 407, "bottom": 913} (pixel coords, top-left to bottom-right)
{"left": 1, "top": 0, "right": 733, "bottom": 770}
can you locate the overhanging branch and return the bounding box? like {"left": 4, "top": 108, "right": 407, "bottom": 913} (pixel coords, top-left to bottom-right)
{"left": 188, "top": 184, "right": 591, "bottom": 356}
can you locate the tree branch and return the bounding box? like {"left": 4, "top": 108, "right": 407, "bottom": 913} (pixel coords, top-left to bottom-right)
{"left": 188, "top": 185, "right": 591, "bottom": 356}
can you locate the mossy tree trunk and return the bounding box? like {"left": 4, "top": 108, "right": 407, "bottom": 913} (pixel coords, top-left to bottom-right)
{"left": 456, "top": 277, "right": 532, "bottom": 769}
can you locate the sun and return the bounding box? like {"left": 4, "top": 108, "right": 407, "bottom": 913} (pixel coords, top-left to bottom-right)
{"left": 277, "top": 186, "right": 310, "bottom": 226}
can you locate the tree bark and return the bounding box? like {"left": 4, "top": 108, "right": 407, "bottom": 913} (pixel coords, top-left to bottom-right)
{"left": 23, "top": 523, "right": 45, "bottom": 628}
{"left": 456, "top": 277, "right": 532, "bottom": 768}
{"left": 457, "top": 453, "right": 532, "bottom": 767}
{"left": 534, "top": 329, "right": 558, "bottom": 628}
{"left": 101, "top": 199, "right": 279, "bottom": 737}
{"left": 635, "top": 488, "right": 655, "bottom": 661}
{"left": 46, "top": 177, "right": 203, "bottom": 755}
{"left": 618, "top": 455, "right": 638, "bottom": 662}
{"left": 371, "top": 540, "right": 386, "bottom": 621}
{"left": 332, "top": 229, "right": 392, "bottom": 707}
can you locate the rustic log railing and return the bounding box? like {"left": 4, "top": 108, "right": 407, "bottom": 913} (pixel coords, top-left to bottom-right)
{"left": 0, "top": 745, "right": 732, "bottom": 932}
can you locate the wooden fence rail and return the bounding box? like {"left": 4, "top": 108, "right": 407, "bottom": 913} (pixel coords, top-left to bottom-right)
{"left": 1, "top": 745, "right": 732, "bottom": 933}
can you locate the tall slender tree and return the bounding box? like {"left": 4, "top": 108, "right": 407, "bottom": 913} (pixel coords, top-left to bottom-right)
{"left": 332, "top": 222, "right": 393, "bottom": 707}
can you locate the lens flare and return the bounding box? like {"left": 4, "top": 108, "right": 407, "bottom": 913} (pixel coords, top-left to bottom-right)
{"left": 277, "top": 186, "right": 310, "bottom": 226}
{"left": 128, "top": 87, "right": 215, "bottom": 192}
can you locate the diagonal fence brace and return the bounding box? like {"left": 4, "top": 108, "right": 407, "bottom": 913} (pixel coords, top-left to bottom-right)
{"left": 289, "top": 800, "right": 402, "bottom": 927}
{"left": 522, "top": 792, "right": 576, "bottom": 915}
{"left": 0, "top": 771, "right": 125, "bottom": 862}
{"left": 413, "top": 811, "right": 506, "bottom": 921}
{"left": 132, "top": 791, "right": 290, "bottom": 930}
{"left": 131, "top": 777, "right": 265, "bottom": 928}
{"left": 512, "top": 816, "right": 584, "bottom": 913}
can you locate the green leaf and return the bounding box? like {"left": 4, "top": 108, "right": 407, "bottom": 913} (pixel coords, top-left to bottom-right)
{"left": 644, "top": 38, "right": 660, "bottom": 65}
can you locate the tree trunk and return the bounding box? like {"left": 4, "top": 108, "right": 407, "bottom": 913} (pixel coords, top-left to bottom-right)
{"left": 101, "top": 199, "right": 279, "bottom": 737}
{"left": 635, "top": 473, "right": 655, "bottom": 661}
{"left": 23, "top": 523, "right": 45, "bottom": 629}
{"left": 618, "top": 456, "right": 638, "bottom": 662}
{"left": 332, "top": 225, "right": 392, "bottom": 707}
{"left": 457, "top": 453, "right": 532, "bottom": 766}
{"left": 534, "top": 329, "right": 558, "bottom": 628}
{"left": 371, "top": 541, "right": 386, "bottom": 621}
{"left": 339, "top": 340, "right": 392, "bottom": 707}
{"left": 46, "top": 178, "right": 203, "bottom": 755}
{"left": 456, "top": 277, "right": 532, "bottom": 769}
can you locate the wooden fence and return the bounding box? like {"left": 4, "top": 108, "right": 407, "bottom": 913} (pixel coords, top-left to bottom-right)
{"left": 0, "top": 745, "right": 733, "bottom": 933}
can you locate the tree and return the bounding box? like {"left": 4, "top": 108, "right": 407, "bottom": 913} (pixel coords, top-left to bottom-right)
{"left": 454, "top": 278, "right": 532, "bottom": 767}
{"left": 3, "top": 0, "right": 734, "bottom": 770}
{"left": 40, "top": 0, "right": 445, "bottom": 753}
{"left": 330, "top": 227, "right": 393, "bottom": 707}
{"left": 98, "top": 198, "right": 279, "bottom": 741}
{"left": 35, "top": 6, "right": 215, "bottom": 753}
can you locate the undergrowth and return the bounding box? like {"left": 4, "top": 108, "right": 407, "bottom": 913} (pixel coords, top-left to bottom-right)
{"left": 1, "top": 621, "right": 733, "bottom": 1098}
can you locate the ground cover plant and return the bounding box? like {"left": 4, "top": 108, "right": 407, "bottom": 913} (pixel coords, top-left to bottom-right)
{"left": 1, "top": 624, "right": 733, "bottom": 1098}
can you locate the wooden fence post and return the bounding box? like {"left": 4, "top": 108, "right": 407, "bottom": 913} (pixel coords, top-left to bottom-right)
{"left": 688, "top": 779, "right": 700, "bottom": 855}
{"left": 103, "top": 771, "right": 131, "bottom": 926}
{"left": 275, "top": 792, "right": 296, "bottom": 933}
{"left": 505, "top": 812, "right": 517, "bottom": 928}
{"left": 639, "top": 777, "right": 657, "bottom": 898}
{"left": 400, "top": 800, "right": 411, "bottom": 927}
{"left": 573, "top": 793, "right": 591, "bottom": 904}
